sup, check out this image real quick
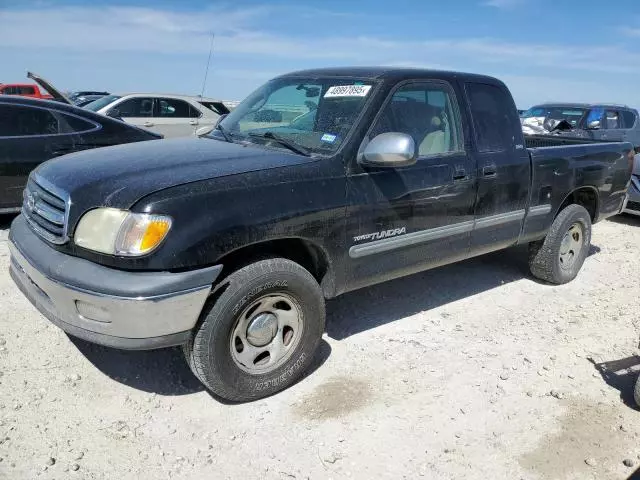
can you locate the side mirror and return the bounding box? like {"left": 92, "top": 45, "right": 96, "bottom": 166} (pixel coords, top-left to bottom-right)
{"left": 215, "top": 113, "right": 228, "bottom": 127}
{"left": 587, "top": 120, "right": 600, "bottom": 130}
{"left": 195, "top": 125, "right": 214, "bottom": 137}
{"left": 359, "top": 132, "right": 416, "bottom": 168}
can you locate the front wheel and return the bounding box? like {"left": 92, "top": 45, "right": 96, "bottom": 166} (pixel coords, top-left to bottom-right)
{"left": 528, "top": 204, "right": 592, "bottom": 284}
{"left": 184, "top": 258, "right": 325, "bottom": 402}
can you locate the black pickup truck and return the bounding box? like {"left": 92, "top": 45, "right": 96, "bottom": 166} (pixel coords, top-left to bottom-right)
{"left": 8, "top": 67, "right": 634, "bottom": 401}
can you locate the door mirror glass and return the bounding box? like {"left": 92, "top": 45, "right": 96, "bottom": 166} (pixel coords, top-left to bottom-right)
{"left": 360, "top": 132, "right": 416, "bottom": 168}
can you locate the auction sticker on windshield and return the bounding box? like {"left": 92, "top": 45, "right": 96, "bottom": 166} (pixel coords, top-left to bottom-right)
{"left": 324, "top": 85, "right": 372, "bottom": 98}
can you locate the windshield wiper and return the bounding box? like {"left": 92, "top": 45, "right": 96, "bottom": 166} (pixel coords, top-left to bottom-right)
{"left": 248, "top": 131, "right": 310, "bottom": 156}
{"left": 216, "top": 123, "right": 233, "bottom": 143}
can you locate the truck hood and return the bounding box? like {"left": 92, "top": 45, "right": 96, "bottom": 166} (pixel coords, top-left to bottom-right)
{"left": 35, "top": 137, "right": 315, "bottom": 214}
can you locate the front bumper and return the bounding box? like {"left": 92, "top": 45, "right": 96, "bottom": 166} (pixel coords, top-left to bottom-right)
{"left": 623, "top": 176, "right": 640, "bottom": 216}
{"left": 9, "top": 215, "right": 222, "bottom": 350}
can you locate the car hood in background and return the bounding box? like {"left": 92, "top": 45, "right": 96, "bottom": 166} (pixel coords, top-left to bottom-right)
{"left": 27, "top": 71, "right": 71, "bottom": 104}
{"left": 35, "top": 137, "right": 315, "bottom": 215}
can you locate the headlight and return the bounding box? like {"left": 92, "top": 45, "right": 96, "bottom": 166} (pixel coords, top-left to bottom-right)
{"left": 74, "top": 208, "right": 172, "bottom": 256}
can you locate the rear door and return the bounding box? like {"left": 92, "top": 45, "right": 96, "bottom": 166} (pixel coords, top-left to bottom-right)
{"left": 464, "top": 82, "right": 531, "bottom": 255}
{"left": 152, "top": 98, "right": 200, "bottom": 138}
{"left": 345, "top": 80, "right": 477, "bottom": 291}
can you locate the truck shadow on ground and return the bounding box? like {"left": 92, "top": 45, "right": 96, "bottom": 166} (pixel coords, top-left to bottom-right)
{"left": 69, "top": 336, "right": 332, "bottom": 399}
{"left": 61, "top": 243, "right": 598, "bottom": 397}
{"left": 591, "top": 356, "right": 640, "bottom": 411}
{"left": 608, "top": 214, "right": 640, "bottom": 227}
{"left": 325, "top": 244, "right": 600, "bottom": 340}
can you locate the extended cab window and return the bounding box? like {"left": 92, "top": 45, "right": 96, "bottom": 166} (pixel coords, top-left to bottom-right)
{"left": 466, "top": 83, "right": 520, "bottom": 152}
{"left": 370, "top": 83, "right": 463, "bottom": 156}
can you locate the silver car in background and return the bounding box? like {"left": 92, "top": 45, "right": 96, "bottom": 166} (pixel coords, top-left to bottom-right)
{"left": 84, "top": 93, "right": 233, "bottom": 138}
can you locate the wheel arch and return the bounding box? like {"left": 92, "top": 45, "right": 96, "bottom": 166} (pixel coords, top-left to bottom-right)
{"left": 213, "top": 237, "right": 335, "bottom": 298}
{"left": 555, "top": 186, "right": 599, "bottom": 222}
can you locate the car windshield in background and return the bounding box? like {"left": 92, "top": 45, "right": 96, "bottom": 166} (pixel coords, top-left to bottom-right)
{"left": 522, "top": 106, "right": 587, "bottom": 128}
{"left": 215, "top": 77, "right": 376, "bottom": 155}
{"left": 84, "top": 94, "right": 121, "bottom": 112}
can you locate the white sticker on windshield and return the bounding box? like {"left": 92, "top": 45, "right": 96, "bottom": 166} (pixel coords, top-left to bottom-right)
{"left": 324, "top": 85, "right": 372, "bottom": 98}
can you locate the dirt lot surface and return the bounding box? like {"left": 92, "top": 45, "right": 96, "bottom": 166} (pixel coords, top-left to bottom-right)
{"left": 0, "top": 214, "right": 639, "bottom": 480}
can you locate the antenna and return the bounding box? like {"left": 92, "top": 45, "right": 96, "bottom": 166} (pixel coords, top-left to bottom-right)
{"left": 200, "top": 32, "right": 215, "bottom": 98}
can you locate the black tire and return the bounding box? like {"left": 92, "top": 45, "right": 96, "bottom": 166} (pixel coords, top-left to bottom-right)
{"left": 634, "top": 374, "right": 640, "bottom": 408}
{"left": 184, "top": 258, "right": 325, "bottom": 402}
{"left": 528, "top": 204, "right": 592, "bottom": 284}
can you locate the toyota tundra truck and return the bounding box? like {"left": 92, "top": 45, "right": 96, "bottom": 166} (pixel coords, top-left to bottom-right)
{"left": 8, "top": 67, "right": 634, "bottom": 401}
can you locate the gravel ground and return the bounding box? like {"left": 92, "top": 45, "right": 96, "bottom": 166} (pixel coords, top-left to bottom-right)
{"left": 0, "top": 214, "right": 639, "bottom": 480}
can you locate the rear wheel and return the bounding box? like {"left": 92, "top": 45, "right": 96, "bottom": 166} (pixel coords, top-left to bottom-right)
{"left": 184, "top": 258, "right": 325, "bottom": 402}
{"left": 528, "top": 204, "right": 592, "bottom": 284}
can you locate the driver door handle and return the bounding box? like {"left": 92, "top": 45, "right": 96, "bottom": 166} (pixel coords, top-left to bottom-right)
{"left": 189, "top": 120, "right": 199, "bottom": 126}
{"left": 452, "top": 168, "right": 467, "bottom": 181}
{"left": 143, "top": 121, "right": 154, "bottom": 127}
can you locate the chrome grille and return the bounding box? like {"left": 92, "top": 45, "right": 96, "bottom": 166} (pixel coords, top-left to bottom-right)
{"left": 22, "top": 175, "right": 69, "bottom": 244}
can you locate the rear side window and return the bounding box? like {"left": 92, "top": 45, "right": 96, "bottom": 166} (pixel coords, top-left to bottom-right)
{"left": 57, "top": 113, "right": 98, "bottom": 134}
{"left": 466, "top": 83, "right": 520, "bottom": 152}
{"left": 622, "top": 110, "right": 637, "bottom": 128}
{"left": 157, "top": 98, "right": 195, "bottom": 118}
{"left": 604, "top": 110, "right": 621, "bottom": 129}
{"left": 18, "top": 86, "right": 35, "bottom": 95}
{"left": 0, "top": 104, "right": 59, "bottom": 136}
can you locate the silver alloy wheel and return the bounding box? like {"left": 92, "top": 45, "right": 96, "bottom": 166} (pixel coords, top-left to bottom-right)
{"left": 559, "top": 222, "right": 583, "bottom": 269}
{"left": 230, "top": 293, "right": 303, "bottom": 374}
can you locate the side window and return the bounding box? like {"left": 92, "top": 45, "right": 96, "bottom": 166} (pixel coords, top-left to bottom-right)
{"left": 19, "top": 86, "right": 35, "bottom": 95}
{"left": 0, "top": 104, "right": 58, "bottom": 136}
{"left": 370, "top": 82, "right": 463, "bottom": 156}
{"left": 622, "top": 110, "right": 637, "bottom": 129}
{"left": 604, "top": 110, "right": 621, "bottom": 129}
{"left": 114, "top": 98, "right": 154, "bottom": 117}
{"left": 57, "top": 113, "right": 98, "bottom": 134}
{"left": 465, "top": 82, "right": 520, "bottom": 152}
{"left": 157, "top": 98, "right": 191, "bottom": 118}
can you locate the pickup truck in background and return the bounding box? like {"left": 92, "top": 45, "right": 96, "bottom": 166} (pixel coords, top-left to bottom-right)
{"left": 0, "top": 83, "right": 53, "bottom": 100}
{"left": 8, "top": 67, "right": 634, "bottom": 401}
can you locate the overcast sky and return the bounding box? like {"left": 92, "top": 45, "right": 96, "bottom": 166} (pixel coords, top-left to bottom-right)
{"left": 2, "top": 0, "right": 640, "bottom": 109}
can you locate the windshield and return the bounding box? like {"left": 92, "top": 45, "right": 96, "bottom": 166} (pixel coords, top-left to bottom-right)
{"left": 215, "top": 77, "right": 376, "bottom": 155}
{"left": 84, "top": 94, "right": 121, "bottom": 112}
{"left": 522, "top": 105, "right": 587, "bottom": 128}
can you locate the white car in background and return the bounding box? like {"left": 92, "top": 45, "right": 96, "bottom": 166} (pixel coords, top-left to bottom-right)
{"left": 84, "top": 94, "right": 233, "bottom": 138}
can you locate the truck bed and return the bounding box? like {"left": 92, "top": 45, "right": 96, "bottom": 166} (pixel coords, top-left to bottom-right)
{"left": 520, "top": 139, "right": 633, "bottom": 244}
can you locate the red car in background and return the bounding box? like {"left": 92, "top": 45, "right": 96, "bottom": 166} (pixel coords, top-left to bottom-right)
{"left": 0, "top": 83, "right": 53, "bottom": 100}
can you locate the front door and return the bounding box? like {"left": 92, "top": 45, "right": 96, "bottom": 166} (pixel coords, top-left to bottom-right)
{"left": 110, "top": 97, "right": 156, "bottom": 134}
{"left": 344, "top": 80, "right": 477, "bottom": 292}
{"left": 464, "top": 82, "right": 531, "bottom": 255}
